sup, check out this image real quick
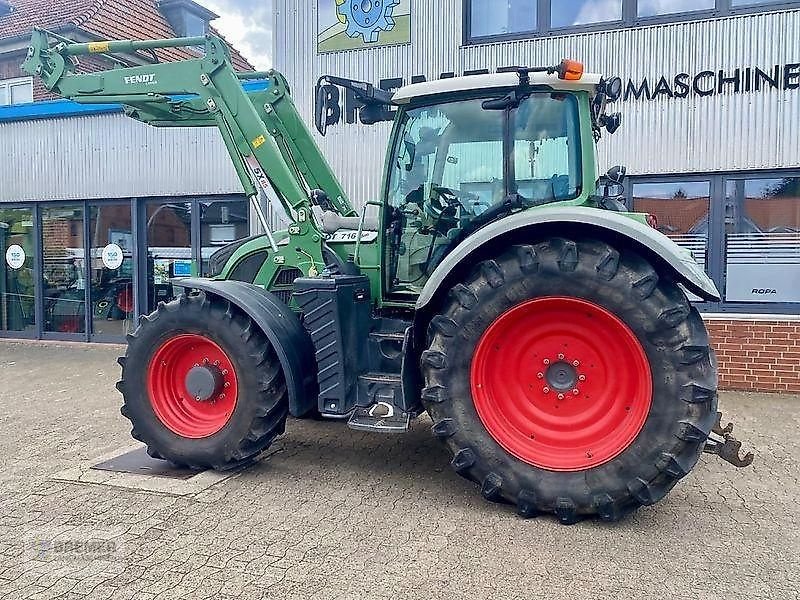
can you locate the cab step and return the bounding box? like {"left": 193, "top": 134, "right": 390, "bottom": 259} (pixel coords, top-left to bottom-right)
{"left": 356, "top": 371, "right": 403, "bottom": 406}
{"left": 348, "top": 372, "right": 409, "bottom": 432}
{"left": 347, "top": 403, "right": 411, "bottom": 433}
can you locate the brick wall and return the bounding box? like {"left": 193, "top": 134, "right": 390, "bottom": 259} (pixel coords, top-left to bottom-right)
{"left": 705, "top": 319, "right": 800, "bottom": 393}
{"left": 1, "top": 53, "right": 112, "bottom": 101}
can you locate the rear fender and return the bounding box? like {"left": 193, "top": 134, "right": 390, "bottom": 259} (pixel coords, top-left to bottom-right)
{"left": 173, "top": 278, "right": 317, "bottom": 417}
{"left": 416, "top": 206, "right": 721, "bottom": 311}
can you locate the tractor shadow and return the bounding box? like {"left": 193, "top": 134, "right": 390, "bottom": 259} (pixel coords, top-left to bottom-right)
{"left": 234, "top": 412, "right": 752, "bottom": 529}
{"left": 238, "top": 413, "right": 490, "bottom": 505}
{"left": 235, "top": 415, "right": 682, "bottom": 527}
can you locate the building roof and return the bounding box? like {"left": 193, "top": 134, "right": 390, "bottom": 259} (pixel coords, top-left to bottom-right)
{"left": 0, "top": 0, "right": 253, "bottom": 70}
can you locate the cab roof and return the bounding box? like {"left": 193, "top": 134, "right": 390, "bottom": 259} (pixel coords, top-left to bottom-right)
{"left": 393, "top": 71, "right": 603, "bottom": 104}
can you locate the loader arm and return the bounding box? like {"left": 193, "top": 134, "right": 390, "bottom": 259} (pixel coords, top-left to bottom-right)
{"left": 21, "top": 29, "right": 356, "bottom": 221}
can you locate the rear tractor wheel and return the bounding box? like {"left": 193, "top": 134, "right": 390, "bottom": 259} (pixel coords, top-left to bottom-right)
{"left": 117, "top": 293, "right": 288, "bottom": 470}
{"left": 421, "top": 238, "right": 718, "bottom": 523}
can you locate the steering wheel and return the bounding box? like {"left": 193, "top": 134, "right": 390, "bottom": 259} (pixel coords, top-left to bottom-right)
{"left": 424, "top": 185, "right": 478, "bottom": 220}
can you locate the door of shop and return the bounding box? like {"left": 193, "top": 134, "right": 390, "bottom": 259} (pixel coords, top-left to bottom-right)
{"left": 88, "top": 202, "right": 136, "bottom": 341}
{"left": 0, "top": 206, "right": 36, "bottom": 338}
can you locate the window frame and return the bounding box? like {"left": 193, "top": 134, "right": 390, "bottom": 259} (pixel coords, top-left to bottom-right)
{"left": 463, "top": 0, "right": 800, "bottom": 45}
{"left": 0, "top": 76, "right": 33, "bottom": 107}
{"left": 626, "top": 169, "right": 800, "bottom": 315}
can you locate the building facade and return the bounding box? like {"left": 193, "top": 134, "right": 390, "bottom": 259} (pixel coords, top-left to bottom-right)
{"left": 273, "top": 0, "right": 800, "bottom": 392}
{"left": 0, "top": 0, "right": 255, "bottom": 342}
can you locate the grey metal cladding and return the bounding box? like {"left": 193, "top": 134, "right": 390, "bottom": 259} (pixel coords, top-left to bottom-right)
{"left": 0, "top": 113, "right": 244, "bottom": 203}
{"left": 274, "top": 2, "right": 800, "bottom": 211}
{"left": 415, "top": 206, "right": 722, "bottom": 309}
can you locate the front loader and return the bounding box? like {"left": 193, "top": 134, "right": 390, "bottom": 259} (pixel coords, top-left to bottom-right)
{"left": 23, "top": 30, "right": 752, "bottom": 523}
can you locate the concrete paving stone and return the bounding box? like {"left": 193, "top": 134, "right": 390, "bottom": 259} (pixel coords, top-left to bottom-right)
{"left": 0, "top": 340, "right": 798, "bottom": 600}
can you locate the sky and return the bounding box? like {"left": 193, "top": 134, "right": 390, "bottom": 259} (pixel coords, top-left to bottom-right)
{"left": 200, "top": 0, "right": 273, "bottom": 70}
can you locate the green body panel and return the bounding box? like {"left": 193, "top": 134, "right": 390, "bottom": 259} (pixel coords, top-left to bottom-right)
{"left": 23, "top": 30, "right": 658, "bottom": 312}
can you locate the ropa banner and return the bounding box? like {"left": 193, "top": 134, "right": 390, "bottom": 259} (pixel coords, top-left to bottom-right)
{"left": 321, "top": 63, "right": 799, "bottom": 127}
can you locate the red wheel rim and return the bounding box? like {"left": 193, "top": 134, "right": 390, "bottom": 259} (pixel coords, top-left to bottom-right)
{"left": 116, "top": 286, "right": 134, "bottom": 314}
{"left": 470, "top": 297, "right": 652, "bottom": 472}
{"left": 147, "top": 334, "right": 238, "bottom": 438}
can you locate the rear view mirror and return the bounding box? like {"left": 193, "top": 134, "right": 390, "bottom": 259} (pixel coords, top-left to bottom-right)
{"left": 314, "top": 82, "right": 340, "bottom": 136}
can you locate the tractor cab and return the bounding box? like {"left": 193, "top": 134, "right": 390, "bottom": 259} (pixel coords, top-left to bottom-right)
{"left": 382, "top": 68, "right": 605, "bottom": 293}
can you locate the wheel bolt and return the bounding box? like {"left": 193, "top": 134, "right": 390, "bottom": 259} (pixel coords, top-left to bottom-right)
{"left": 221, "top": 369, "right": 229, "bottom": 375}
{"left": 224, "top": 382, "right": 230, "bottom": 388}
{"left": 203, "top": 358, "right": 209, "bottom": 364}
{"left": 557, "top": 393, "right": 565, "bottom": 400}
{"left": 219, "top": 393, "right": 226, "bottom": 400}
{"left": 543, "top": 358, "right": 550, "bottom": 365}
{"left": 543, "top": 386, "right": 550, "bottom": 394}
{"left": 558, "top": 353, "right": 565, "bottom": 360}
{"left": 586, "top": 451, "right": 593, "bottom": 458}
{"left": 195, "top": 395, "right": 201, "bottom": 401}
{"left": 572, "top": 389, "right": 579, "bottom": 395}
{"left": 537, "top": 372, "right": 544, "bottom": 379}
{"left": 572, "top": 360, "right": 580, "bottom": 367}
{"left": 193, "top": 363, "right": 200, "bottom": 367}
{"left": 214, "top": 360, "right": 220, "bottom": 366}
{"left": 578, "top": 374, "right": 586, "bottom": 381}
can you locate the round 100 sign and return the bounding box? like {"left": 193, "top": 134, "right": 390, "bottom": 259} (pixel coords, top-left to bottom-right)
{"left": 5, "top": 245, "right": 25, "bottom": 270}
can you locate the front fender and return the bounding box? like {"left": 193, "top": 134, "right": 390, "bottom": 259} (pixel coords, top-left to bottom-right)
{"left": 173, "top": 278, "right": 317, "bottom": 418}
{"left": 416, "top": 206, "right": 720, "bottom": 310}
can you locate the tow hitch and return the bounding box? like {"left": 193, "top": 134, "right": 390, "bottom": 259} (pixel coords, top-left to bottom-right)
{"left": 703, "top": 412, "right": 754, "bottom": 468}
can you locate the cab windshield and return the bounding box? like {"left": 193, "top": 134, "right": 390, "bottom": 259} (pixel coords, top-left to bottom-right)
{"left": 386, "top": 92, "right": 582, "bottom": 292}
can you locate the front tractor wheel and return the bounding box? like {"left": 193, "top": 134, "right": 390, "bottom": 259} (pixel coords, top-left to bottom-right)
{"left": 421, "top": 238, "right": 718, "bottom": 523}
{"left": 117, "top": 293, "right": 288, "bottom": 470}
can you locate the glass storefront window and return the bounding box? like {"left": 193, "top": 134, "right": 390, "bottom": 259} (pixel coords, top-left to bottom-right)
{"left": 551, "top": 0, "right": 622, "bottom": 28}
{"left": 638, "top": 0, "right": 714, "bottom": 17}
{"left": 467, "top": 0, "right": 800, "bottom": 41}
{"left": 146, "top": 202, "right": 193, "bottom": 313}
{"left": 0, "top": 208, "right": 35, "bottom": 334}
{"left": 200, "top": 199, "right": 250, "bottom": 276}
{"left": 724, "top": 177, "right": 800, "bottom": 303}
{"left": 632, "top": 181, "right": 711, "bottom": 269}
{"left": 42, "top": 205, "right": 86, "bottom": 334}
{"left": 89, "top": 204, "right": 135, "bottom": 336}
{"left": 470, "top": 0, "right": 537, "bottom": 38}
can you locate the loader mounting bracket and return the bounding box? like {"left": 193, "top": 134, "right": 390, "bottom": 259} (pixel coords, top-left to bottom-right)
{"left": 702, "top": 411, "right": 754, "bottom": 468}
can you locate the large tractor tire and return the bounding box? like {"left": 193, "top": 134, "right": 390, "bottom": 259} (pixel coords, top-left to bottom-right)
{"left": 421, "top": 238, "right": 717, "bottom": 523}
{"left": 117, "top": 293, "right": 288, "bottom": 470}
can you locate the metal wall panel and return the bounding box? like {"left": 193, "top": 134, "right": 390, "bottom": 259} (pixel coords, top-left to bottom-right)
{"left": 274, "top": 2, "right": 800, "bottom": 208}
{"left": 0, "top": 113, "right": 244, "bottom": 203}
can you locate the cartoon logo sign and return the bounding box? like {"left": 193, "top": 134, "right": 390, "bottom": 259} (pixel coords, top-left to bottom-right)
{"left": 318, "top": 0, "right": 411, "bottom": 53}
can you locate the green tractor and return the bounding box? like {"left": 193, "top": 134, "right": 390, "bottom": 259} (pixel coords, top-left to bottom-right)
{"left": 23, "top": 31, "right": 752, "bottom": 522}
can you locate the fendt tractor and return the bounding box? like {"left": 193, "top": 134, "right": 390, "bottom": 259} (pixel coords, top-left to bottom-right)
{"left": 23, "top": 30, "right": 753, "bottom": 523}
